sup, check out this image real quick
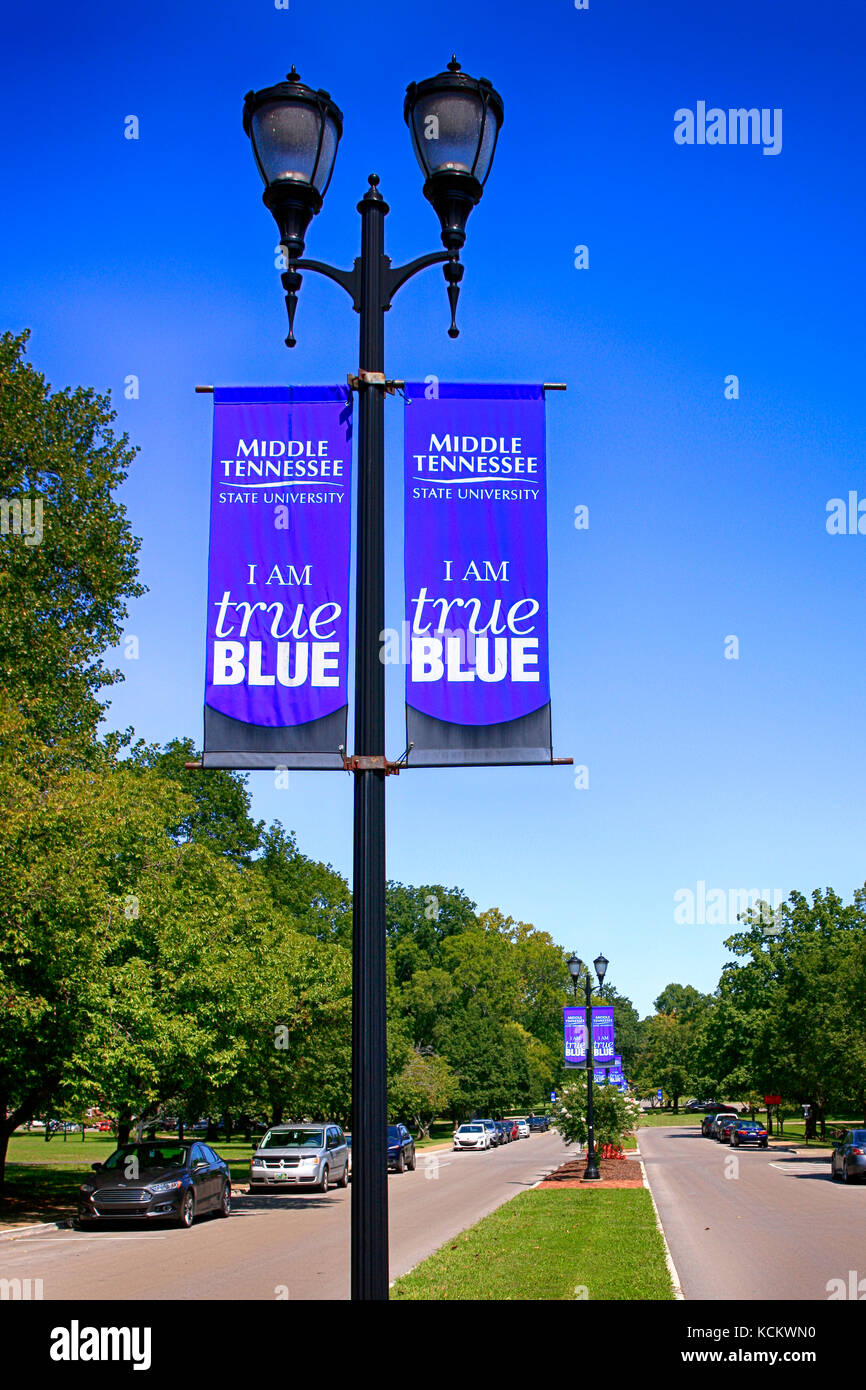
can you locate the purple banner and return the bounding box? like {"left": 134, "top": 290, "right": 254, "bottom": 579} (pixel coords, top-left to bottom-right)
{"left": 592, "top": 1007, "right": 616, "bottom": 1066}
{"left": 403, "top": 384, "right": 552, "bottom": 766}
{"left": 564, "top": 1006, "right": 616, "bottom": 1068}
{"left": 564, "top": 1007, "right": 588, "bottom": 1066}
{"left": 202, "top": 386, "right": 352, "bottom": 769}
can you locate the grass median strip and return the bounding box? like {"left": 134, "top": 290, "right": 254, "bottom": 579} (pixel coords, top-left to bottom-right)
{"left": 391, "top": 1187, "right": 675, "bottom": 1300}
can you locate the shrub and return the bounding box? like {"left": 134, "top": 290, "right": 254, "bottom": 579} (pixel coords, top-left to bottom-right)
{"left": 554, "top": 1075, "right": 642, "bottom": 1150}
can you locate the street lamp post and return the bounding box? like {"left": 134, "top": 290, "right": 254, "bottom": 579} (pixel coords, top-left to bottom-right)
{"left": 242, "top": 59, "right": 503, "bottom": 1301}
{"left": 567, "top": 952, "right": 609, "bottom": 1181}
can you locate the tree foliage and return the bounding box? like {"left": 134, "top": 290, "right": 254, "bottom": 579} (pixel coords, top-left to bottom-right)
{"left": 0, "top": 330, "right": 144, "bottom": 747}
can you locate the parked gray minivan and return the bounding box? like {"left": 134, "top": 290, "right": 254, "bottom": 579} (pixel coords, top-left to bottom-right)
{"left": 249, "top": 1122, "right": 349, "bottom": 1194}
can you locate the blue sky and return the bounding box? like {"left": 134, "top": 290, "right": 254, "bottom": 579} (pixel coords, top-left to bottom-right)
{"left": 3, "top": 0, "right": 865, "bottom": 1015}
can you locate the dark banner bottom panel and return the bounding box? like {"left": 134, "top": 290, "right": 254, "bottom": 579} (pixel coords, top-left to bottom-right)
{"left": 406, "top": 701, "right": 552, "bottom": 766}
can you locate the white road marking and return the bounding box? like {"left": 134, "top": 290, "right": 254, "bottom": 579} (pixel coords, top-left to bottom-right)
{"left": 769, "top": 1162, "right": 830, "bottom": 1175}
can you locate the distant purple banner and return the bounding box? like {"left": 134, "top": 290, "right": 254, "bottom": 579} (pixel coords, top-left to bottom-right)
{"left": 564, "top": 1006, "right": 616, "bottom": 1068}
{"left": 202, "top": 386, "right": 352, "bottom": 769}
{"left": 403, "top": 384, "right": 552, "bottom": 765}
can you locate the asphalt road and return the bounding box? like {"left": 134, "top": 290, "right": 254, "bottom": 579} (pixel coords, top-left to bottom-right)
{"left": 0, "top": 1130, "right": 570, "bottom": 1301}
{"left": 640, "top": 1125, "right": 866, "bottom": 1300}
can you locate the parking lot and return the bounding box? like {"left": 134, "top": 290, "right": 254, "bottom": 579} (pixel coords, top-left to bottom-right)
{"left": 0, "top": 1130, "right": 570, "bottom": 1300}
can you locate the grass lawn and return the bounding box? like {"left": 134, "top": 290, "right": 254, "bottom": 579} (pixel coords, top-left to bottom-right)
{"left": 413, "top": 1121, "right": 457, "bottom": 1151}
{"left": 767, "top": 1115, "right": 862, "bottom": 1148}
{"left": 637, "top": 1112, "right": 703, "bottom": 1127}
{"left": 391, "top": 1187, "right": 675, "bottom": 1301}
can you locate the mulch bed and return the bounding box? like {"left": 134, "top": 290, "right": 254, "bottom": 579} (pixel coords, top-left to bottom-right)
{"left": 538, "top": 1155, "right": 644, "bottom": 1189}
{"left": 0, "top": 1191, "right": 74, "bottom": 1229}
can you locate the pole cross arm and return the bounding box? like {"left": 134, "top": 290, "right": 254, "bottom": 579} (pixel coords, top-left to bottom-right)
{"left": 292, "top": 257, "right": 362, "bottom": 310}
{"left": 386, "top": 249, "right": 450, "bottom": 301}
{"left": 286, "top": 247, "right": 448, "bottom": 340}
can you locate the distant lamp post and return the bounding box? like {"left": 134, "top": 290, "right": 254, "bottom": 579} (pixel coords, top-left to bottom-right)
{"left": 567, "top": 951, "right": 609, "bottom": 1181}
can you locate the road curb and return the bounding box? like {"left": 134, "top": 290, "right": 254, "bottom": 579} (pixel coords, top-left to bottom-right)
{"left": 637, "top": 1155, "right": 684, "bottom": 1301}
{"left": 0, "top": 1218, "right": 72, "bottom": 1242}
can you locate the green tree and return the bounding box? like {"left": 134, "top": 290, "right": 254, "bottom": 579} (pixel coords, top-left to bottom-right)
{"left": 132, "top": 738, "right": 263, "bottom": 864}
{"left": 596, "top": 983, "right": 643, "bottom": 1079}
{"left": 389, "top": 1051, "right": 456, "bottom": 1137}
{"left": 0, "top": 330, "right": 144, "bottom": 747}
{"left": 255, "top": 821, "right": 352, "bottom": 947}
{"left": 634, "top": 1012, "right": 696, "bottom": 1112}
{"left": 0, "top": 710, "right": 189, "bottom": 1182}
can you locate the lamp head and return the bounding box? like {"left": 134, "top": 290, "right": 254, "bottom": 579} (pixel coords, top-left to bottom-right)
{"left": 404, "top": 56, "right": 503, "bottom": 253}
{"left": 243, "top": 67, "right": 343, "bottom": 258}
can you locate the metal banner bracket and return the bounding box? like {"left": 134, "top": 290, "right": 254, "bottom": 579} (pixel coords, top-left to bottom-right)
{"left": 347, "top": 370, "right": 404, "bottom": 394}
{"left": 341, "top": 743, "right": 413, "bottom": 775}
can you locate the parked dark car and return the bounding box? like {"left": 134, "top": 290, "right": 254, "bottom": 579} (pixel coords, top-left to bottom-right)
{"left": 494, "top": 1121, "right": 512, "bottom": 1145}
{"left": 715, "top": 1114, "right": 740, "bottom": 1144}
{"left": 388, "top": 1124, "right": 417, "bottom": 1173}
{"left": 702, "top": 1110, "right": 736, "bottom": 1137}
{"left": 830, "top": 1130, "right": 866, "bottom": 1183}
{"left": 731, "top": 1120, "right": 768, "bottom": 1148}
{"left": 78, "top": 1140, "right": 230, "bottom": 1228}
{"left": 528, "top": 1115, "right": 549, "bottom": 1133}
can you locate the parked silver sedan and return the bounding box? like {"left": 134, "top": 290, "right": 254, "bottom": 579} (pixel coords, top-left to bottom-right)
{"left": 249, "top": 1123, "right": 349, "bottom": 1194}
{"left": 830, "top": 1129, "right": 866, "bottom": 1184}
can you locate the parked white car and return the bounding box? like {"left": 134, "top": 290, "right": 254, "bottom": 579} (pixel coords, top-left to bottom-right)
{"left": 453, "top": 1123, "right": 490, "bottom": 1151}
{"left": 516, "top": 1119, "right": 530, "bottom": 1139}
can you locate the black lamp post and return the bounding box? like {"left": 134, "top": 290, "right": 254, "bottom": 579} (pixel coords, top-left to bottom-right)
{"left": 243, "top": 58, "right": 503, "bottom": 1302}
{"left": 567, "top": 951, "right": 609, "bottom": 1181}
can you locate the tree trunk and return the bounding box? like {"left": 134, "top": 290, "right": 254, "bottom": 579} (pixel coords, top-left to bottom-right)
{"left": 672, "top": 1094, "right": 680, "bottom": 1114}
{"left": 272, "top": 1104, "right": 284, "bottom": 1126}
{"left": 0, "top": 1087, "right": 59, "bottom": 1191}
{"left": 117, "top": 1107, "right": 133, "bottom": 1147}
{"left": 0, "top": 1122, "right": 11, "bottom": 1192}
